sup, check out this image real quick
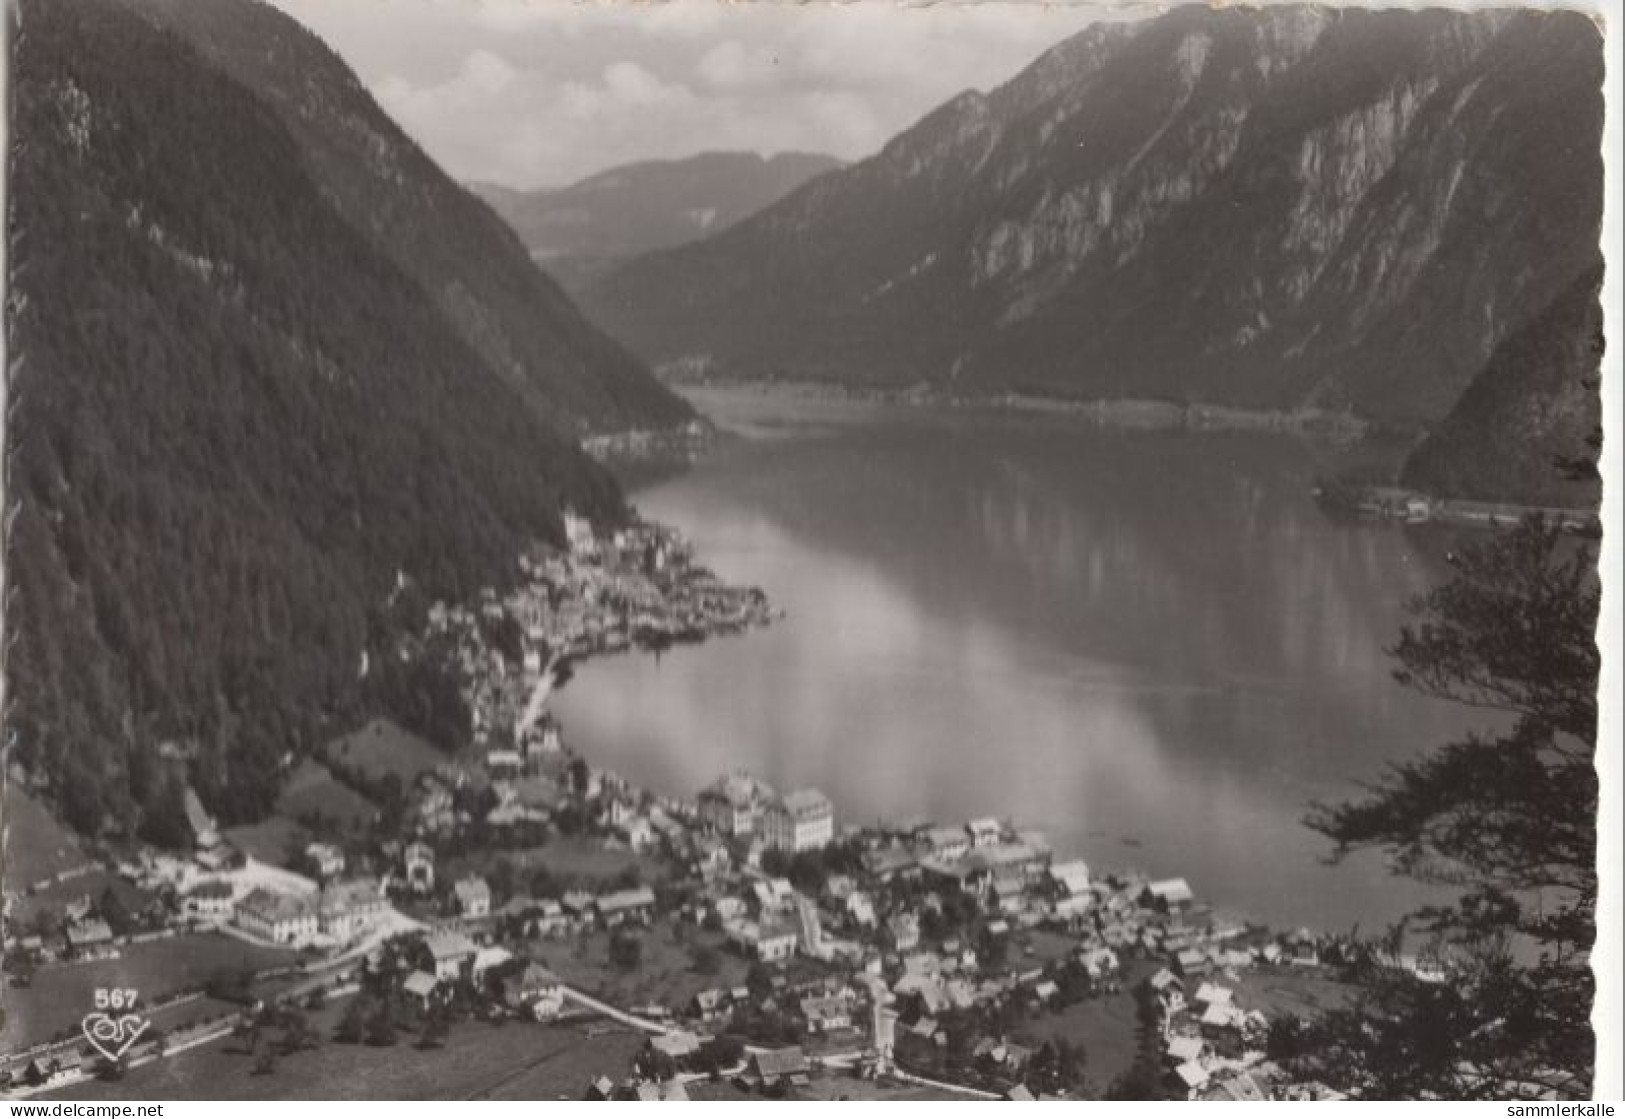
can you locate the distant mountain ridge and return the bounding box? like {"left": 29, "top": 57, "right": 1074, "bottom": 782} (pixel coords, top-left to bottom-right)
{"left": 5, "top": 0, "right": 681, "bottom": 834}
{"left": 471, "top": 151, "right": 843, "bottom": 292}
{"left": 584, "top": 6, "right": 1604, "bottom": 438}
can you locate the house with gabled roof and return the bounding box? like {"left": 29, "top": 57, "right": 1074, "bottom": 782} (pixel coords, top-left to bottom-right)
{"left": 498, "top": 960, "right": 563, "bottom": 1012}
{"left": 403, "top": 970, "right": 439, "bottom": 1004}
{"left": 424, "top": 929, "right": 478, "bottom": 980}
{"left": 595, "top": 885, "right": 656, "bottom": 927}
{"left": 750, "top": 1046, "right": 809, "bottom": 1086}
{"left": 1143, "top": 878, "right": 1195, "bottom": 910}
{"left": 1171, "top": 1059, "right": 1211, "bottom": 1098}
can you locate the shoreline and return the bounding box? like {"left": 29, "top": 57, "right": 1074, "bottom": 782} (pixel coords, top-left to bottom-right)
{"left": 661, "top": 374, "right": 1372, "bottom": 440}
{"left": 1312, "top": 481, "right": 1600, "bottom": 536}
{"left": 666, "top": 378, "right": 1599, "bottom": 535}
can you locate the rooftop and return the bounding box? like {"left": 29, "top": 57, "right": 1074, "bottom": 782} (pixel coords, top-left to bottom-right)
{"left": 776, "top": 787, "right": 832, "bottom": 817}
{"left": 239, "top": 888, "right": 314, "bottom": 923}
{"left": 700, "top": 771, "right": 776, "bottom": 808}
{"left": 425, "top": 930, "right": 478, "bottom": 960}
{"left": 454, "top": 876, "right": 491, "bottom": 899}
{"left": 752, "top": 1046, "right": 809, "bottom": 1079}
{"left": 597, "top": 886, "right": 657, "bottom": 913}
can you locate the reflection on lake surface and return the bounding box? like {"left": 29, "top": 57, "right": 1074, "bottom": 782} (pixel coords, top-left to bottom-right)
{"left": 555, "top": 387, "right": 1477, "bottom": 932}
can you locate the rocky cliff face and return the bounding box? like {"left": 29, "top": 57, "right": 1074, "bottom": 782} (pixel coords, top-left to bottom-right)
{"left": 585, "top": 6, "right": 1603, "bottom": 430}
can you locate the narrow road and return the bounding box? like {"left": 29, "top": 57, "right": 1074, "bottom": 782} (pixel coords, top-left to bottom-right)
{"left": 557, "top": 984, "right": 673, "bottom": 1034}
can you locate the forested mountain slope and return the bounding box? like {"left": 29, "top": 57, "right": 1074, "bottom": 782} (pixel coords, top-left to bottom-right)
{"left": 138, "top": 0, "right": 693, "bottom": 436}
{"left": 4, "top": 0, "right": 657, "bottom": 834}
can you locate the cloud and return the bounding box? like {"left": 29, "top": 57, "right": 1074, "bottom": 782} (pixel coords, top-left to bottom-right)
{"left": 464, "top": 48, "right": 519, "bottom": 95}
{"left": 696, "top": 39, "right": 780, "bottom": 90}
{"left": 471, "top": 0, "right": 727, "bottom": 38}
{"left": 269, "top": 0, "right": 1116, "bottom": 187}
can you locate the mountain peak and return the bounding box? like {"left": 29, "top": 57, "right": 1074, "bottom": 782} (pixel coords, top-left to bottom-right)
{"left": 471, "top": 148, "right": 844, "bottom": 291}
{"left": 583, "top": 5, "right": 1602, "bottom": 429}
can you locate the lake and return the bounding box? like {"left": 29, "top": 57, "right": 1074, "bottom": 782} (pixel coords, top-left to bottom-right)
{"left": 556, "top": 386, "right": 1478, "bottom": 933}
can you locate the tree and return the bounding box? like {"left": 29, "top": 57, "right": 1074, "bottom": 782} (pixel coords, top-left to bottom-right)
{"left": 334, "top": 998, "right": 367, "bottom": 1044}
{"left": 1027, "top": 1038, "right": 1087, "bottom": 1096}
{"left": 528, "top": 863, "right": 558, "bottom": 899}
{"left": 609, "top": 931, "right": 643, "bottom": 971}
{"left": 278, "top": 1011, "right": 320, "bottom": 1055}
{"left": 635, "top": 1045, "right": 678, "bottom": 1082}
{"left": 1296, "top": 518, "right": 1598, "bottom": 1098}
{"left": 745, "top": 961, "right": 775, "bottom": 1000}
{"left": 488, "top": 858, "right": 517, "bottom": 906}
{"left": 692, "top": 1035, "right": 745, "bottom": 1076}
{"left": 1106, "top": 979, "right": 1170, "bottom": 1100}
{"left": 230, "top": 1014, "right": 263, "bottom": 1056}
{"left": 689, "top": 943, "right": 721, "bottom": 975}
{"left": 417, "top": 1015, "right": 450, "bottom": 1050}
{"left": 365, "top": 1001, "right": 399, "bottom": 1047}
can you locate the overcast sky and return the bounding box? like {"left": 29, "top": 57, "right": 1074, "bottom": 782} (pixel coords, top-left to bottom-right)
{"left": 267, "top": 0, "right": 1121, "bottom": 189}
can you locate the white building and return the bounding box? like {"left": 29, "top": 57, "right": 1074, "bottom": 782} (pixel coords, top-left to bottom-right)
{"left": 305, "top": 842, "right": 346, "bottom": 880}
{"left": 185, "top": 879, "right": 235, "bottom": 921}
{"left": 697, "top": 771, "right": 776, "bottom": 837}
{"left": 1049, "top": 859, "right": 1091, "bottom": 896}
{"left": 726, "top": 919, "right": 798, "bottom": 962}
{"left": 919, "top": 825, "right": 969, "bottom": 861}
{"left": 403, "top": 842, "right": 435, "bottom": 893}
{"left": 799, "top": 994, "right": 852, "bottom": 1033}
{"left": 453, "top": 875, "right": 491, "bottom": 918}
{"left": 1144, "top": 878, "right": 1195, "bottom": 910}
{"left": 236, "top": 888, "right": 318, "bottom": 945}
{"left": 966, "top": 818, "right": 1003, "bottom": 848}
{"left": 888, "top": 912, "right": 920, "bottom": 952}
{"left": 562, "top": 510, "right": 598, "bottom": 557}
{"left": 763, "top": 788, "right": 834, "bottom": 852}
{"left": 318, "top": 877, "right": 386, "bottom": 940}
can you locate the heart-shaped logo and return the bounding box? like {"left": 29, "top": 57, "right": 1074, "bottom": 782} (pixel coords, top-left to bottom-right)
{"left": 80, "top": 1012, "right": 150, "bottom": 1063}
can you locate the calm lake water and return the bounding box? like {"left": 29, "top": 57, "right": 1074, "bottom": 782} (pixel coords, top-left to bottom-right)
{"left": 557, "top": 387, "right": 1478, "bottom": 933}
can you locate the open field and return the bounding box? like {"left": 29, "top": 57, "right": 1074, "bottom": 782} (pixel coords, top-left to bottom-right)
{"left": 1014, "top": 988, "right": 1141, "bottom": 1097}
{"left": 1, "top": 934, "right": 295, "bottom": 1053}
{"left": 325, "top": 719, "right": 445, "bottom": 785}
{"left": 52, "top": 1006, "right": 644, "bottom": 1100}
{"left": 275, "top": 760, "right": 378, "bottom": 831}
{"left": 442, "top": 836, "right": 664, "bottom": 892}
{"left": 537, "top": 919, "right": 751, "bottom": 1010}
{"left": 1012, "top": 958, "right": 1159, "bottom": 1097}
{"left": 1014, "top": 928, "right": 1079, "bottom": 966}
{"left": 1, "top": 786, "right": 89, "bottom": 891}
{"left": 223, "top": 816, "right": 308, "bottom": 867}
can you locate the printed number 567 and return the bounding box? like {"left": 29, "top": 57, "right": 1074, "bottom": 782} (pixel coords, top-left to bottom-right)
{"left": 94, "top": 988, "right": 139, "bottom": 1010}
